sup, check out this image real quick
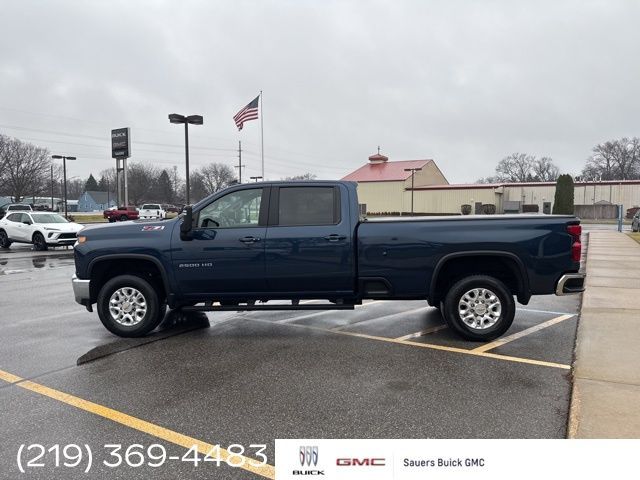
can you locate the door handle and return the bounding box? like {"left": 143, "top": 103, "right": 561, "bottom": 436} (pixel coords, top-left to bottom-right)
{"left": 323, "top": 234, "right": 346, "bottom": 242}
{"left": 239, "top": 236, "right": 261, "bottom": 244}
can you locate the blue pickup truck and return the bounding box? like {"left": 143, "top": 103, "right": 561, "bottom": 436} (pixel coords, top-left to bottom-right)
{"left": 72, "top": 181, "right": 584, "bottom": 341}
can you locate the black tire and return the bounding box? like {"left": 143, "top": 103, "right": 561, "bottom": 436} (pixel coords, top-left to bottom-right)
{"left": 0, "top": 230, "right": 11, "bottom": 249}
{"left": 119, "top": 215, "right": 128, "bottom": 221}
{"left": 442, "top": 275, "right": 515, "bottom": 341}
{"left": 96, "top": 274, "right": 165, "bottom": 337}
{"left": 108, "top": 217, "right": 116, "bottom": 223}
{"left": 32, "top": 232, "right": 48, "bottom": 251}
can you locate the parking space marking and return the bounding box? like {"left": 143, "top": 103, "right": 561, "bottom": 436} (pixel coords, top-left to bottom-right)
{"left": 394, "top": 324, "right": 448, "bottom": 340}
{"left": 519, "top": 308, "right": 576, "bottom": 315}
{"left": 331, "top": 306, "right": 430, "bottom": 331}
{"left": 0, "top": 368, "right": 276, "bottom": 479}
{"left": 471, "top": 314, "right": 575, "bottom": 353}
{"left": 246, "top": 318, "right": 571, "bottom": 370}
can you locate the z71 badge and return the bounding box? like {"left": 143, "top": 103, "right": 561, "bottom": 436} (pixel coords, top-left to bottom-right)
{"left": 141, "top": 225, "right": 165, "bottom": 231}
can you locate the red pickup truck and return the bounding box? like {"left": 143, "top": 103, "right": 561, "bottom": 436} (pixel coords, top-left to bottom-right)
{"left": 103, "top": 206, "right": 139, "bottom": 222}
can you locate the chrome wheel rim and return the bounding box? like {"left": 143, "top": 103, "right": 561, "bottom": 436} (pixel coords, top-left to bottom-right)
{"left": 458, "top": 288, "right": 502, "bottom": 330}
{"left": 109, "top": 287, "right": 147, "bottom": 326}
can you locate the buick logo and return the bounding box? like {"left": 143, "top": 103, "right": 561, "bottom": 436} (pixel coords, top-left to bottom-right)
{"left": 299, "top": 446, "right": 318, "bottom": 467}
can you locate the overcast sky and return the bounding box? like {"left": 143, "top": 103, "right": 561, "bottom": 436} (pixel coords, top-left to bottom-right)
{"left": 1, "top": 0, "right": 639, "bottom": 184}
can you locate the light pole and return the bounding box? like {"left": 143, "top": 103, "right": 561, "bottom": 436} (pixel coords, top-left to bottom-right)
{"left": 250, "top": 176, "right": 263, "bottom": 182}
{"left": 51, "top": 155, "right": 76, "bottom": 218}
{"left": 404, "top": 167, "right": 422, "bottom": 216}
{"left": 168, "top": 113, "right": 203, "bottom": 205}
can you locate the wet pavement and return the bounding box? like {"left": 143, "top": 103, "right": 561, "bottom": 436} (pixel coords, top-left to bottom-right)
{"left": 0, "top": 252, "right": 581, "bottom": 479}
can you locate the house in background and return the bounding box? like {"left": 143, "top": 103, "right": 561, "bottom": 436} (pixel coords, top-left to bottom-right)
{"left": 77, "top": 191, "right": 116, "bottom": 212}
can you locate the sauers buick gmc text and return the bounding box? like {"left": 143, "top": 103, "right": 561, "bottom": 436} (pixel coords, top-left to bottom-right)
{"left": 71, "top": 181, "right": 585, "bottom": 341}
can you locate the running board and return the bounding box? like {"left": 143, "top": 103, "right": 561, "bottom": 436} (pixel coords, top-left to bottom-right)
{"left": 181, "top": 304, "right": 356, "bottom": 312}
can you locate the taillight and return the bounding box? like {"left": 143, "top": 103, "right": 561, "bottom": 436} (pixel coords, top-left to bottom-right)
{"left": 567, "top": 224, "right": 582, "bottom": 237}
{"left": 567, "top": 224, "right": 582, "bottom": 263}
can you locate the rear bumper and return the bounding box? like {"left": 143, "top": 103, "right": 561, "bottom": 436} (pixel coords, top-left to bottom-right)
{"left": 555, "top": 273, "right": 585, "bottom": 295}
{"left": 72, "top": 274, "right": 92, "bottom": 309}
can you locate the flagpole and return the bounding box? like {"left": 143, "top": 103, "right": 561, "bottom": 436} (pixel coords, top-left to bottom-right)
{"left": 260, "top": 90, "right": 264, "bottom": 179}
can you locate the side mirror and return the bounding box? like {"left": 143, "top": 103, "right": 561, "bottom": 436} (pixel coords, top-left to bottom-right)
{"left": 180, "top": 205, "right": 194, "bottom": 240}
{"left": 23, "top": 221, "right": 32, "bottom": 225}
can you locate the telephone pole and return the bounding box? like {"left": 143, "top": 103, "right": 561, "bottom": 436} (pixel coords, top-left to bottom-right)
{"left": 235, "top": 140, "right": 245, "bottom": 183}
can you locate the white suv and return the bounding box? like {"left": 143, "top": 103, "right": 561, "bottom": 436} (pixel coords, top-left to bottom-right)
{"left": 139, "top": 204, "right": 166, "bottom": 220}
{"left": 0, "top": 212, "right": 83, "bottom": 251}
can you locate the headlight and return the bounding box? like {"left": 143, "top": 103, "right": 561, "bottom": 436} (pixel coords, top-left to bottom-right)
{"left": 77, "top": 236, "right": 87, "bottom": 244}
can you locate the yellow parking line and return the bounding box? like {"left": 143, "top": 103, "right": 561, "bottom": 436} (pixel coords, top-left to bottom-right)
{"left": 0, "top": 369, "right": 275, "bottom": 479}
{"left": 471, "top": 314, "right": 575, "bottom": 353}
{"left": 395, "top": 324, "right": 448, "bottom": 340}
{"left": 247, "top": 318, "right": 571, "bottom": 370}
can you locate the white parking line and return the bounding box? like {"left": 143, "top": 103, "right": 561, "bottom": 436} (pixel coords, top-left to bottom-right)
{"left": 394, "top": 324, "right": 448, "bottom": 341}
{"left": 332, "top": 306, "right": 431, "bottom": 332}
{"left": 519, "top": 308, "right": 576, "bottom": 315}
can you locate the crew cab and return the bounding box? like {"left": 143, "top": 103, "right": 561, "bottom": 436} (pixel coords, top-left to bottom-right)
{"left": 103, "top": 206, "right": 139, "bottom": 222}
{"left": 139, "top": 203, "right": 166, "bottom": 220}
{"left": 72, "top": 181, "right": 585, "bottom": 340}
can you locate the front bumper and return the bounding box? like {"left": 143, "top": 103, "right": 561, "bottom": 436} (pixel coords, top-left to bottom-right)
{"left": 72, "top": 274, "right": 92, "bottom": 309}
{"left": 555, "top": 273, "right": 585, "bottom": 295}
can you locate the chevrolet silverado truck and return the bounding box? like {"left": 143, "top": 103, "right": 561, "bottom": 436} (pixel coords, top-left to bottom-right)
{"left": 103, "top": 206, "right": 139, "bottom": 222}
{"left": 72, "top": 181, "right": 585, "bottom": 340}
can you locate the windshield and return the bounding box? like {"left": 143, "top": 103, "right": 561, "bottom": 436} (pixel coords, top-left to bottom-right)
{"left": 31, "top": 214, "right": 69, "bottom": 224}
{"left": 142, "top": 204, "right": 160, "bottom": 209}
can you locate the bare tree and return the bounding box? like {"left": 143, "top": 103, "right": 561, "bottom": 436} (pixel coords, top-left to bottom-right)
{"left": 495, "top": 153, "right": 535, "bottom": 182}
{"left": 196, "top": 163, "right": 236, "bottom": 194}
{"left": 0, "top": 135, "right": 51, "bottom": 202}
{"left": 582, "top": 137, "right": 640, "bottom": 180}
{"left": 126, "top": 162, "right": 160, "bottom": 205}
{"left": 531, "top": 156, "right": 559, "bottom": 182}
{"left": 283, "top": 173, "right": 317, "bottom": 180}
{"left": 66, "top": 178, "right": 85, "bottom": 200}
{"left": 477, "top": 153, "right": 560, "bottom": 183}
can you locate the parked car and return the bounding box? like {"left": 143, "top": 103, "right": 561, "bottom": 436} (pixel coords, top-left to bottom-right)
{"left": 0, "top": 203, "right": 33, "bottom": 219}
{"left": 139, "top": 203, "right": 166, "bottom": 220}
{"left": 163, "top": 204, "right": 180, "bottom": 214}
{"left": 0, "top": 212, "right": 83, "bottom": 251}
{"left": 632, "top": 210, "right": 640, "bottom": 232}
{"left": 627, "top": 206, "right": 640, "bottom": 221}
{"left": 72, "top": 181, "right": 585, "bottom": 340}
{"left": 103, "top": 206, "right": 139, "bottom": 222}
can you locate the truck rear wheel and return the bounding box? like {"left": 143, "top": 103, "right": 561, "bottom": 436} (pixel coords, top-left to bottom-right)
{"left": 442, "top": 275, "right": 515, "bottom": 341}
{"left": 96, "top": 274, "right": 165, "bottom": 337}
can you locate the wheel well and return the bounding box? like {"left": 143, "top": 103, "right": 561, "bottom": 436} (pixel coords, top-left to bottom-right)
{"left": 431, "top": 256, "right": 526, "bottom": 305}
{"left": 90, "top": 259, "right": 167, "bottom": 303}
{"left": 32, "top": 231, "right": 44, "bottom": 241}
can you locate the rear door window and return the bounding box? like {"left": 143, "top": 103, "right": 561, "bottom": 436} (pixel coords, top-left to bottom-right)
{"left": 277, "top": 187, "right": 338, "bottom": 226}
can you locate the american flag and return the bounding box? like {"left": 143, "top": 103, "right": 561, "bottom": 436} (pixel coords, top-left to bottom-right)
{"left": 233, "top": 95, "right": 260, "bottom": 131}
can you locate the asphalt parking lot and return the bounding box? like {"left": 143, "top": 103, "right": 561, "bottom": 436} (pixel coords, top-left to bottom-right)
{"left": 0, "top": 248, "right": 582, "bottom": 479}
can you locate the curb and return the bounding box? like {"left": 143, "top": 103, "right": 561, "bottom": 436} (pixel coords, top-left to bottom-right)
{"left": 568, "top": 231, "right": 640, "bottom": 438}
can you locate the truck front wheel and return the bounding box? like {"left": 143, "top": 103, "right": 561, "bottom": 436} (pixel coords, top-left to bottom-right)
{"left": 442, "top": 275, "right": 515, "bottom": 341}
{"left": 96, "top": 275, "right": 165, "bottom": 337}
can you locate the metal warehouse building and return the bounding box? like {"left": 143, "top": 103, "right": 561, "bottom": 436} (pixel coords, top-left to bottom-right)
{"left": 342, "top": 153, "right": 640, "bottom": 216}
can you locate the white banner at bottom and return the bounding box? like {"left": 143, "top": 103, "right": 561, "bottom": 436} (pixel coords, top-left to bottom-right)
{"left": 275, "top": 438, "right": 639, "bottom": 479}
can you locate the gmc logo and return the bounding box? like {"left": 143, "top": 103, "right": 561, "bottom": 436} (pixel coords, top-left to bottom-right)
{"left": 336, "top": 458, "right": 386, "bottom": 466}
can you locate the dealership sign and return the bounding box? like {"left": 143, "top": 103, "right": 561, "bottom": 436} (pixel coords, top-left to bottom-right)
{"left": 111, "top": 127, "right": 131, "bottom": 158}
